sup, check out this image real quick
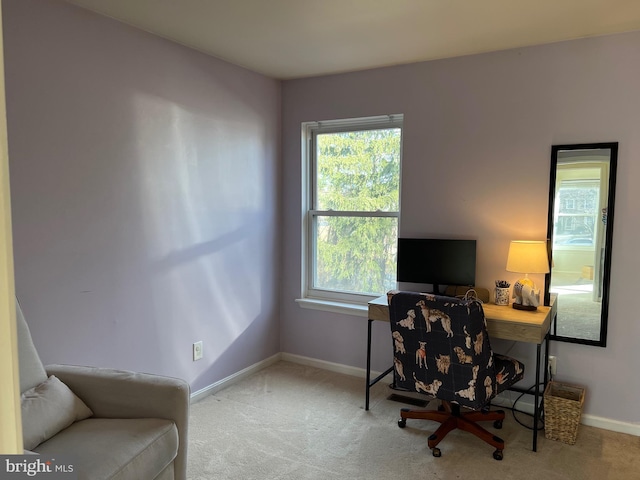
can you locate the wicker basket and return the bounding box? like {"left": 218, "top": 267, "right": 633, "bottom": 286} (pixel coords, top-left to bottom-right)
{"left": 544, "top": 381, "right": 585, "bottom": 445}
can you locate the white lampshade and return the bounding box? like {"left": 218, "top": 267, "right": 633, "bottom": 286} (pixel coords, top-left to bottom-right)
{"left": 506, "top": 240, "right": 550, "bottom": 274}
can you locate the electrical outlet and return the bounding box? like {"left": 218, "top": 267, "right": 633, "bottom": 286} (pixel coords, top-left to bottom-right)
{"left": 548, "top": 355, "right": 557, "bottom": 376}
{"left": 193, "top": 341, "right": 203, "bottom": 361}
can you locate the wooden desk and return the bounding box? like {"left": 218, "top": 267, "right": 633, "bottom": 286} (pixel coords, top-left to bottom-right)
{"left": 366, "top": 294, "right": 557, "bottom": 452}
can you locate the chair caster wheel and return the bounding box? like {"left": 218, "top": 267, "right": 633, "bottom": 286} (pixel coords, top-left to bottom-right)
{"left": 398, "top": 419, "right": 406, "bottom": 428}
{"left": 493, "top": 420, "right": 503, "bottom": 429}
{"left": 493, "top": 449, "right": 503, "bottom": 461}
{"left": 432, "top": 448, "right": 441, "bottom": 457}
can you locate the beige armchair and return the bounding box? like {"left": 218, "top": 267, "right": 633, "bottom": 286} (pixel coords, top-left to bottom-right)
{"left": 16, "top": 299, "right": 189, "bottom": 480}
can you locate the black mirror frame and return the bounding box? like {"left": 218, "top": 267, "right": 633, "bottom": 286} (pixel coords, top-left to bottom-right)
{"left": 544, "top": 142, "right": 618, "bottom": 347}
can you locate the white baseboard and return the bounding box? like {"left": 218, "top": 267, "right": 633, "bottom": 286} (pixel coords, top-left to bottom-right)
{"left": 190, "top": 353, "right": 282, "bottom": 403}
{"left": 190, "top": 352, "right": 640, "bottom": 437}
{"left": 581, "top": 414, "right": 640, "bottom": 436}
{"left": 190, "top": 351, "right": 390, "bottom": 403}
{"left": 280, "top": 352, "right": 376, "bottom": 379}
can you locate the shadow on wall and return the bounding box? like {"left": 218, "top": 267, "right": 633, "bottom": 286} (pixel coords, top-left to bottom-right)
{"left": 129, "top": 93, "right": 274, "bottom": 387}
{"left": 5, "top": 0, "right": 280, "bottom": 393}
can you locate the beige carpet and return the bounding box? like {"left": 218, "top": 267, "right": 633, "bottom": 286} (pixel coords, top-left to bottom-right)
{"left": 188, "top": 361, "right": 640, "bottom": 480}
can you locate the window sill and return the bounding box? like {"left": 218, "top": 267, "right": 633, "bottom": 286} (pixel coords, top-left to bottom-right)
{"left": 295, "top": 298, "right": 369, "bottom": 318}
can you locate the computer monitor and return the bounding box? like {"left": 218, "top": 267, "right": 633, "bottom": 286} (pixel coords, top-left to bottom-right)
{"left": 396, "top": 238, "right": 477, "bottom": 294}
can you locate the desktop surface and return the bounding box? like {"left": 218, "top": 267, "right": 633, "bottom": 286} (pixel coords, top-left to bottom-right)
{"left": 368, "top": 294, "right": 556, "bottom": 344}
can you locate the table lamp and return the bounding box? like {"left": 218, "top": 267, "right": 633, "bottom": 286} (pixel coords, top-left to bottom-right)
{"left": 505, "top": 240, "right": 550, "bottom": 311}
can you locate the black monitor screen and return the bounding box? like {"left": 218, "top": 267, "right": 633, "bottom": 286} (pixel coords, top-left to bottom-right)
{"left": 396, "top": 238, "right": 476, "bottom": 290}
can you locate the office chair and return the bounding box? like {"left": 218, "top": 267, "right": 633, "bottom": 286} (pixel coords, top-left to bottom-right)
{"left": 387, "top": 291, "right": 525, "bottom": 460}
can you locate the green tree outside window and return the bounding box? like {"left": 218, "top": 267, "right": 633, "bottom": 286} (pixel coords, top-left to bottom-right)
{"left": 313, "top": 128, "right": 401, "bottom": 295}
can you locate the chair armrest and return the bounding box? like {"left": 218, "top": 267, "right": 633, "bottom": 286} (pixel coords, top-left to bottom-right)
{"left": 45, "top": 364, "right": 189, "bottom": 419}
{"left": 46, "top": 364, "right": 189, "bottom": 480}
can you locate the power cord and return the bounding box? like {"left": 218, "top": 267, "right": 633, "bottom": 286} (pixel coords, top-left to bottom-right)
{"left": 501, "top": 383, "right": 546, "bottom": 431}
{"left": 497, "top": 354, "right": 554, "bottom": 430}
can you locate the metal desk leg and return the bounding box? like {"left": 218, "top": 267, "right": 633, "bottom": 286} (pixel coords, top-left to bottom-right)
{"left": 543, "top": 329, "right": 550, "bottom": 386}
{"left": 366, "top": 318, "right": 373, "bottom": 411}
{"left": 533, "top": 343, "right": 542, "bottom": 452}
{"left": 365, "top": 318, "right": 394, "bottom": 411}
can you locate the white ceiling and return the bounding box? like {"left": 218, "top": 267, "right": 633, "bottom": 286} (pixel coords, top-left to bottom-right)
{"left": 66, "top": 0, "right": 640, "bottom": 79}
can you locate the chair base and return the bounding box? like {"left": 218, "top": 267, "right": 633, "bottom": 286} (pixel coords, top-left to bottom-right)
{"left": 397, "top": 402, "right": 506, "bottom": 460}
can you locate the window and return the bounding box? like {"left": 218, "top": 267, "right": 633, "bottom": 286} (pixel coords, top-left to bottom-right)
{"left": 301, "top": 115, "right": 403, "bottom": 306}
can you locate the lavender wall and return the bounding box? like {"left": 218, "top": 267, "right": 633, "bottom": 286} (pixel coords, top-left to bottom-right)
{"left": 281, "top": 32, "right": 640, "bottom": 423}
{"left": 4, "top": 0, "right": 281, "bottom": 393}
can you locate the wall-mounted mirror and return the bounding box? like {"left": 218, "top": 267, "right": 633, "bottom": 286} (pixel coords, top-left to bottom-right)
{"left": 545, "top": 142, "right": 618, "bottom": 347}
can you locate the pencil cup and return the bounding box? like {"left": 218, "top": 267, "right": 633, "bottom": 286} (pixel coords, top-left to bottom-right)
{"left": 495, "top": 287, "right": 510, "bottom": 306}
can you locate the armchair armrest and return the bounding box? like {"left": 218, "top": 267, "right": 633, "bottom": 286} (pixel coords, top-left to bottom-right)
{"left": 46, "top": 364, "right": 189, "bottom": 480}
{"left": 45, "top": 364, "right": 189, "bottom": 419}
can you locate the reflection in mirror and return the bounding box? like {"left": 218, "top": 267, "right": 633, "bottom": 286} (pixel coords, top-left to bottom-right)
{"left": 545, "top": 143, "right": 617, "bottom": 346}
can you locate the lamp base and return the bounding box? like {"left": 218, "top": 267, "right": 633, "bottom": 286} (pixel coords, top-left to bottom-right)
{"left": 512, "top": 303, "right": 537, "bottom": 311}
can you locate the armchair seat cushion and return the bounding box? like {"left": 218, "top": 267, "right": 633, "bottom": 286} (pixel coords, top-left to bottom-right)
{"left": 33, "top": 418, "right": 178, "bottom": 480}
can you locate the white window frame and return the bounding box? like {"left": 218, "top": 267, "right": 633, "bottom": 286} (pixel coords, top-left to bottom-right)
{"left": 297, "top": 114, "right": 403, "bottom": 312}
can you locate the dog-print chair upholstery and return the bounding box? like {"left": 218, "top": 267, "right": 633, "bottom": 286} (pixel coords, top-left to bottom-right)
{"left": 388, "top": 291, "right": 524, "bottom": 460}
